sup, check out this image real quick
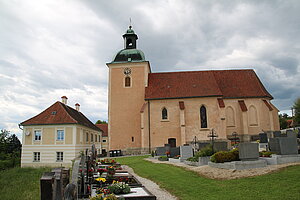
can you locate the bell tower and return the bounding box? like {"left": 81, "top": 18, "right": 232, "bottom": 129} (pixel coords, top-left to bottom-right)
{"left": 107, "top": 26, "right": 151, "bottom": 154}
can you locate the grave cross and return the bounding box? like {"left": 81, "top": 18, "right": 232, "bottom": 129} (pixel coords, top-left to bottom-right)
{"left": 207, "top": 129, "right": 218, "bottom": 152}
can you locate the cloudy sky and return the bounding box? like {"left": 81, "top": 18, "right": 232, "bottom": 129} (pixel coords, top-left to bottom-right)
{"left": 1, "top": 0, "right": 299, "bottom": 141}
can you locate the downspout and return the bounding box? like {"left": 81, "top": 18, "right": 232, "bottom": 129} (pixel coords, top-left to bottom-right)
{"left": 148, "top": 100, "right": 151, "bottom": 153}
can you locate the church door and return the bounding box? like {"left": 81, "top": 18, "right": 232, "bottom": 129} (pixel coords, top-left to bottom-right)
{"left": 168, "top": 138, "right": 176, "bottom": 148}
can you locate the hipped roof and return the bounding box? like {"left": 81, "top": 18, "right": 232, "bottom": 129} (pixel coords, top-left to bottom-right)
{"left": 20, "top": 101, "right": 101, "bottom": 131}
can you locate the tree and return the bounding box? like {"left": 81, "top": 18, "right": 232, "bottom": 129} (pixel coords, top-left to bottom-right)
{"left": 95, "top": 120, "right": 108, "bottom": 124}
{"left": 279, "top": 114, "right": 288, "bottom": 130}
{"left": 293, "top": 97, "right": 300, "bottom": 126}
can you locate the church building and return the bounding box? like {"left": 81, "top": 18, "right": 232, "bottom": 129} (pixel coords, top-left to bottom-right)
{"left": 107, "top": 26, "right": 280, "bottom": 154}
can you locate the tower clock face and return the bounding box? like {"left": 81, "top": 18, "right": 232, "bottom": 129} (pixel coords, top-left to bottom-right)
{"left": 124, "top": 68, "right": 131, "bottom": 75}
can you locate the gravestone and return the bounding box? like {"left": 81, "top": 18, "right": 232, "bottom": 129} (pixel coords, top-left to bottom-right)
{"left": 164, "top": 144, "right": 171, "bottom": 152}
{"left": 214, "top": 141, "right": 228, "bottom": 151}
{"left": 170, "top": 147, "right": 180, "bottom": 157}
{"left": 286, "top": 130, "right": 296, "bottom": 138}
{"left": 273, "top": 131, "right": 282, "bottom": 138}
{"left": 180, "top": 145, "right": 193, "bottom": 161}
{"left": 155, "top": 147, "right": 166, "bottom": 156}
{"left": 269, "top": 138, "right": 280, "bottom": 154}
{"left": 198, "top": 142, "right": 210, "bottom": 150}
{"left": 238, "top": 143, "right": 259, "bottom": 161}
{"left": 259, "top": 133, "right": 268, "bottom": 143}
{"left": 269, "top": 137, "right": 298, "bottom": 155}
{"left": 40, "top": 172, "right": 55, "bottom": 200}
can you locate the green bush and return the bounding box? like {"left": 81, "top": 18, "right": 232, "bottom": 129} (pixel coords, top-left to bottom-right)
{"left": 158, "top": 156, "right": 169, "bottom": 161}
{"left": 210, "top": 149, "right": 239, "bottom": 163}
{"left": 187, "top": 157, "right": 198, "bottom": 162}
{"left": 195, "top": 145, "right": 215, "bottom": 157}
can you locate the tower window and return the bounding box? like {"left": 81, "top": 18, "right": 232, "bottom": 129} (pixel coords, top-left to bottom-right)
{"left": 125, "top": 76, "right": 131, "bottom": 87}
{"left": 200, "top": 105, "right": 208, "bottom": 128}
{"left": 132, "top": 137, "right": 134, "bottom": 142}
{"left": 127, "top": 38, "right": 133, "bottom": 47}
{"left": 162, "top": 107, "right": 168, "bottom": 120}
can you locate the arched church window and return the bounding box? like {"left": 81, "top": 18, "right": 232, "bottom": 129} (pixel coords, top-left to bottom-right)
{"left": 125, "top": 76, "right": 131, "bottom": 87}
{"left": 249, "top": 105, "right": 258, "bottom": 126}
{"left": 226, "top": 106, "right": 235, "bottom": 127}
{"left": 162, "top": 107, "right": 168, "bottom": 120}
{"left": 200, "top": 105, "right": 207, "bottom": 128}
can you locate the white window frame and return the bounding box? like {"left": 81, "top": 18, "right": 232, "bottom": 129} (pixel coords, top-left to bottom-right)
{"left": 33, "top": 152, "right": 40, "bottom": 162}
{"left": 34, "top": 130, "right": 42, "bottom": 141}
{"left": 56, "top": 152, "right": 63, "bottom": 162}
{"left": 56, "top": 130, "right": 64, "bottom": 141}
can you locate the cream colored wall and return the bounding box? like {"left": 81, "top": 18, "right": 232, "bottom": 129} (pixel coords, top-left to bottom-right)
{"left": 21, "top": 124, "right": 101, "bottom": 167}
{"left": 107, "top": 61, "right": 150, "bottom": 150}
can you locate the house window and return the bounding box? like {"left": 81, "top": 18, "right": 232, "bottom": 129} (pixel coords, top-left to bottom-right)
{"left": 102, "top": 140, "right": 107, "bottom": 143}
{"left": 162, "top": 107, "right": 168, "bottom": 120}
{"left": 33, "top": 152, "right": 40, "bottom": 162}
{"left": 200, "top": 106, "right": 208, "bottom": 128}
{"left": 125, "top": 76, "right": 131, "bottom": 87}
{"left": 56, "top": 152, "right": 63, "bottom": 162}
{"left": 99, "top": 135, "right": 101, "bottom": 142}
{"left": 57, "top": 130, "right": 64, "bottom": 141}
{"left": 91, "top": 134, "right": 94, "bottom": 142}
{"left": 86, "top": 133, "right": 89, "bottom": 142}
{"left": 95, "top": 135, "right": 97, "bottom": 142}
{"left": 34, "top": 130, "right": 41, "bottom": 141}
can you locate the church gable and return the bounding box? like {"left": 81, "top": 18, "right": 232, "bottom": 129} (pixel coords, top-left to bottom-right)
{"left": 145, "top": 69, "right": 273, "bottom": 100}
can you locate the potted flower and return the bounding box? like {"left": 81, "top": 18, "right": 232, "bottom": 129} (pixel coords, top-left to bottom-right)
{"left": 107, "top": 166, "right": 116, "bottom": 177}
{"left": 97, "top": 168, "right": 107, "bottom": 176}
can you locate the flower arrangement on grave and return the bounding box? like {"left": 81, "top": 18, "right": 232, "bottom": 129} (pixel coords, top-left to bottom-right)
{"left": 259, "top": 151, "right": 274, "bottom": 157}
{"left": 96, "top": 188, "right": 111, "bottom": 195}
{"left": 101, "top": 159, "right": 116, "bottom": 164}
{"left": 106, "top": 166, "right": 116, "bottom": 177}
{"left": 97, "top": 168, "right": 107, "bottom": 176}
{"left": 117, "top": 177, "right": 129, "bottom": 183}
{"left": 90, "top": 194, "right": 117, "bottom": 200}
{"left": 95, "top": 177, "right": 106, "bottom": 183}
{"left": 165, "top": 151, "right": 170, "bottom": 157}
{"left": 88, "top": 168, "right": 94, "bottom": 177}
{"left": 107, "top": 181, "right": 131, "bottom": 195}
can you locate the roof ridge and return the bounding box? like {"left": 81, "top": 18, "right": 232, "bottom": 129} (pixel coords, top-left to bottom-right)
{"left": 58, "top": 102, "right": 78, "bottom": 123}
{"left": 151, "top": 69, "right": 254, "bottom": 75}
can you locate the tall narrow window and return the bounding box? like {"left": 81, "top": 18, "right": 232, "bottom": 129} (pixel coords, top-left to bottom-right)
{"left": 162, "top": 107, "right": 168, "bottom": 120}
{"left": 57, "top": 130, "right": 64, "bottom": 141}
{"left": 86, "top": 133, "right": 89, "bottom": 142}
{"left": 34, "top": 130, "right": 41, "bottom": 141}
{"left": 95, "top": 134, "right": 97, "bottom": 142}
{"left": 91, "top": 134, "right": 94, "bottom": 142}
{"left": 125, "top": 76, "right": 131, "bottom": 87}
{"left": 200, "top": 106, "right": 208, "bottom": 128}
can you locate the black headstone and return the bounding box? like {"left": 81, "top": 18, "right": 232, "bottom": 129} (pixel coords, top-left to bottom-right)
{"left": 40, "top": 172, "right": 55, "bottom": 200}
{"left": 259, "top": 133, "right": 268, "bottom": 143}
{"left": 273, "top": 131, "right": 282, "bottom": 138}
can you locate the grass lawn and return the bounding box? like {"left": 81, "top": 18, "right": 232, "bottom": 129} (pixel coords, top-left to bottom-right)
{"left": 0, "top": 167, "right": 50, "bottom": 200}
{"left": 116, "top": 156, "right": 300, "bottom": 200}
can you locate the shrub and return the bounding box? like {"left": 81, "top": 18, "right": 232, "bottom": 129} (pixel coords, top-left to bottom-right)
{"left": 187, "top": 157, "right": 198, "bottom": 162}
{"left": 195, "top": 145, "right": 215, "bottom": 157}
{"left": 158, "top": 156, "right": 169, "bottom": 161}
{"left": 210, "top": 149, "right": 239, "bottom": 163}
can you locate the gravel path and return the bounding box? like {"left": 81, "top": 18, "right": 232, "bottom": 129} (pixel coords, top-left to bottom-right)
{"left": 145, "top": 158, "right": 300, "bottom": 180}
{"left": 122, "top": 165, "right": 178, "bottom": 200}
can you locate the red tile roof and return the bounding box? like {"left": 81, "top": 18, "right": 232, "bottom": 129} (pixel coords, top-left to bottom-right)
{"left": 145, "top": 69, "right": 272, "bottom": 100}
{"left": 20, "top": 101, "right": 101, "bottom": 131}
{"left": 96, "top": 124, "right": 108, "bottom": 137}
